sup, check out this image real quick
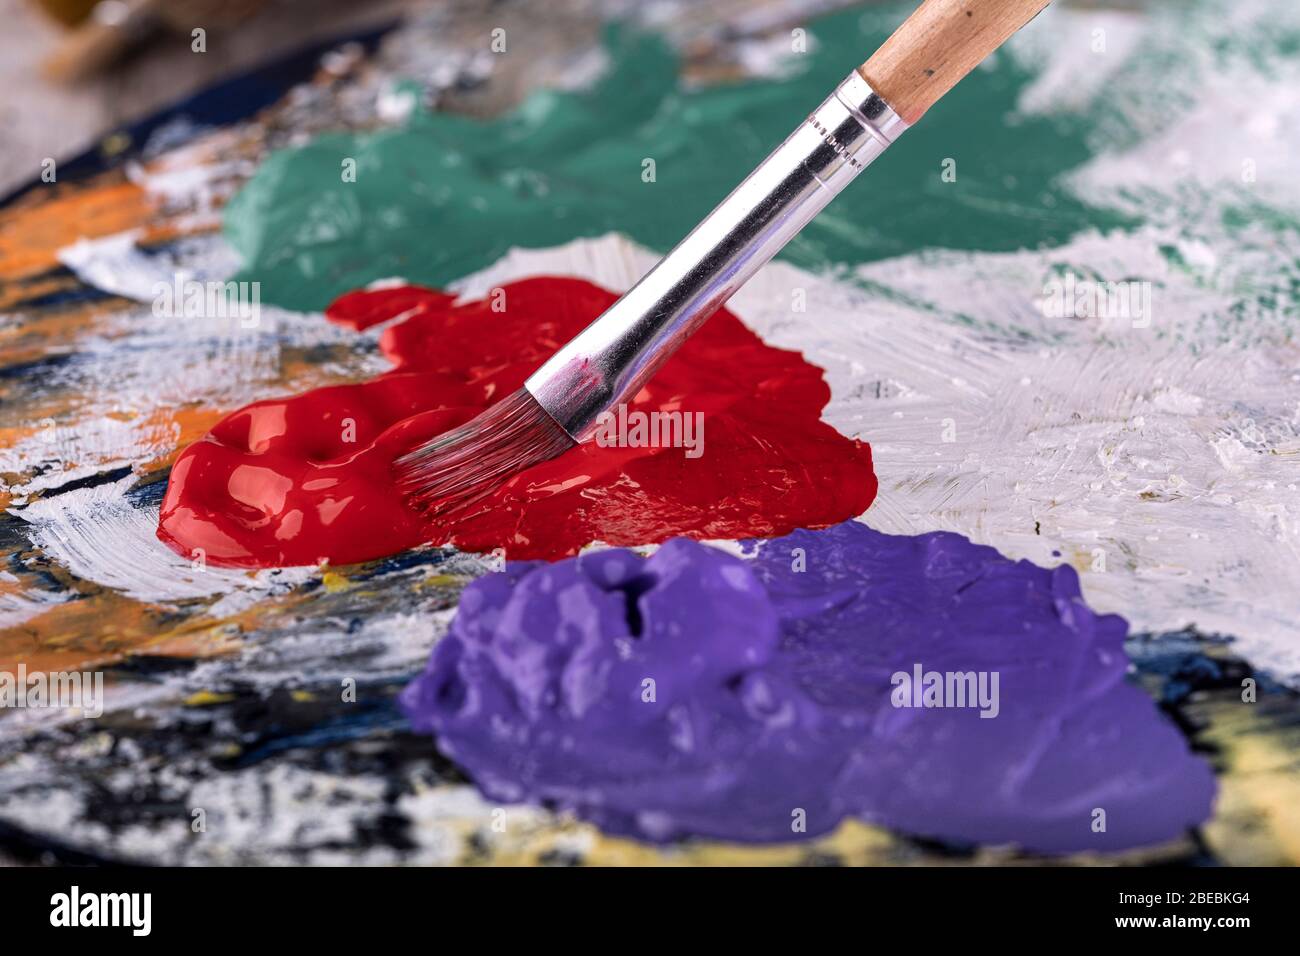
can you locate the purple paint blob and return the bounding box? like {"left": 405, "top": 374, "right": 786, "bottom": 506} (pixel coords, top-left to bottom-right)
{"left": 400, "top": 521, "right": 1215, "bottom": 852}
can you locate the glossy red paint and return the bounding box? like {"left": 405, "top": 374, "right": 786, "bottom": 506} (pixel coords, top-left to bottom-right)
{"left": 157, "top": 277, "right": 877, "bottom": 566}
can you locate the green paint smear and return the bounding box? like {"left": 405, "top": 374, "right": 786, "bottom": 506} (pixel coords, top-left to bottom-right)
{"left": 225, "top": 5, "right": 1128, "bottom": 312}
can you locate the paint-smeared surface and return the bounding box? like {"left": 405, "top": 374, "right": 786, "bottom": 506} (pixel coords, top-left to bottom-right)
{"left": 209, "top": 0, "right": 1300, "bottom": 679}
{"left": 403, "top": 523, "right": 1215, "bottom": 852}
{"left": 1, "top": 0, "right": 1298, "bottom": 866}
{"left": 158, "top": 277, "right": 876, "bottom": 566}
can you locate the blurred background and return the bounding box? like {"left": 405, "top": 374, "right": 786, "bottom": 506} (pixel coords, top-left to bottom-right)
{"left": 0, "top": 0, "right": 415, "bottom": 196}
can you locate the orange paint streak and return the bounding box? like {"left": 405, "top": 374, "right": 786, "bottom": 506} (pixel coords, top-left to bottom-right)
{"left": 0, "top": 574, "right": 351, "bottom": 673}
{"left": 0, "top": 178, "right": 154, "bottom": 282}
{"left": 0, "top": 273, "right": 79, "bottom": 312}
{"left": 0, "top": 591, "right": 235, "bottom": 673}
{"left": 0, "top": 423, "right": 43, "bottom": 454}
{"left": 0, "top": 298, "right": 112, "bottom": 370}
{"left": 139, "top": 406, "right": 228, "bottom": 472}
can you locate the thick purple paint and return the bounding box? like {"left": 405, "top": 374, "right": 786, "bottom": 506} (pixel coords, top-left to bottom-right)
{"left": 400, "top": 521, "right": 1215, "bottom": 851}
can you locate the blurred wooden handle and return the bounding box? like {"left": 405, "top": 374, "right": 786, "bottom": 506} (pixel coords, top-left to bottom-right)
{"left": 42, "top": 0, "right": 163, "bottom": 84}
{"left": 860, "top": 0, "right": 1050, "bottom": 124}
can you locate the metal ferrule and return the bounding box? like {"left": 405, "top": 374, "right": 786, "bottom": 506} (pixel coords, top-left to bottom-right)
{"left": 525, "top": 71, "right": 908, "bottom": 441}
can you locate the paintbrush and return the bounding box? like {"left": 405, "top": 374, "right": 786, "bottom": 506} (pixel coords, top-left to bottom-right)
{"left": 397, "top": 0, "right": 1051, "bottom": 515}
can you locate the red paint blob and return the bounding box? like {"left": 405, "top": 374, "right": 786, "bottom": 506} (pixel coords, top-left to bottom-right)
{"left": 157, "top": 277, "right": 877, "bottom": 566}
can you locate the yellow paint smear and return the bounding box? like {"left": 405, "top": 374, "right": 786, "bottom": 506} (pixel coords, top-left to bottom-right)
{"left": 321, "top": 571, "right": 350, "bottom": 593}
{"left": 462, "top": 816, "right": 1197, "bottom": 867}
{"left": 1200, "top": 697, "right": 1300, "bottom": 865}
{"left": 185, "top": 690, "right": 236, "bottom": 707}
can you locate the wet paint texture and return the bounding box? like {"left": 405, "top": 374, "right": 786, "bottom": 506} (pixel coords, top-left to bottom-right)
{"left": 401, "top": 522, "right": 1215, "bottom": 851}
{"left": 157, "top": 278, "right": 877, "bottom": 566}
{"left": 223, "top": 9, "right": 1117, "bottom": 311}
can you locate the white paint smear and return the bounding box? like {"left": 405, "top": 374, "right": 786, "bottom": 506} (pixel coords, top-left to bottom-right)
{"left": 1007, "top": 6, "right": 1145, "bottom": 117}
{"left": 1011, "top": 0, "right": 1300, "bottom": 223}
{"left": 57, "top": 230, "right": 243, "bottom": 303}
{"left": 16, "top": 475, "right": 314, "bottom": 604}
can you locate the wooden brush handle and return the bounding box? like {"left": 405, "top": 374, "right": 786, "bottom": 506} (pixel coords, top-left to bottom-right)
{"left": 861, "top": 0, "right": 1051, "bottom": 124}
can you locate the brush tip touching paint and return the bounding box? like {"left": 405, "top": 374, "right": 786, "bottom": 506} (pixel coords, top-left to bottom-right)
{"left": 394, "top": 386, "right": 575, "bottom": 517}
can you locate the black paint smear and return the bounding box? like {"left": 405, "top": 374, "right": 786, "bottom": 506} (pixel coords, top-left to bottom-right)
{"left": 0, "top": 819, "right": 148, "bottom": 867}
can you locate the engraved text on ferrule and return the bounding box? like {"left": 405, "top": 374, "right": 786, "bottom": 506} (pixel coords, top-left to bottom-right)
{"left": 806, "top": 115, "right": 864, "bottom": 170}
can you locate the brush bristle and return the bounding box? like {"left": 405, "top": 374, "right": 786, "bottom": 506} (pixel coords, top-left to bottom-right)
{"left": 395, "top": 387, "right": 576, "bottom": 516}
